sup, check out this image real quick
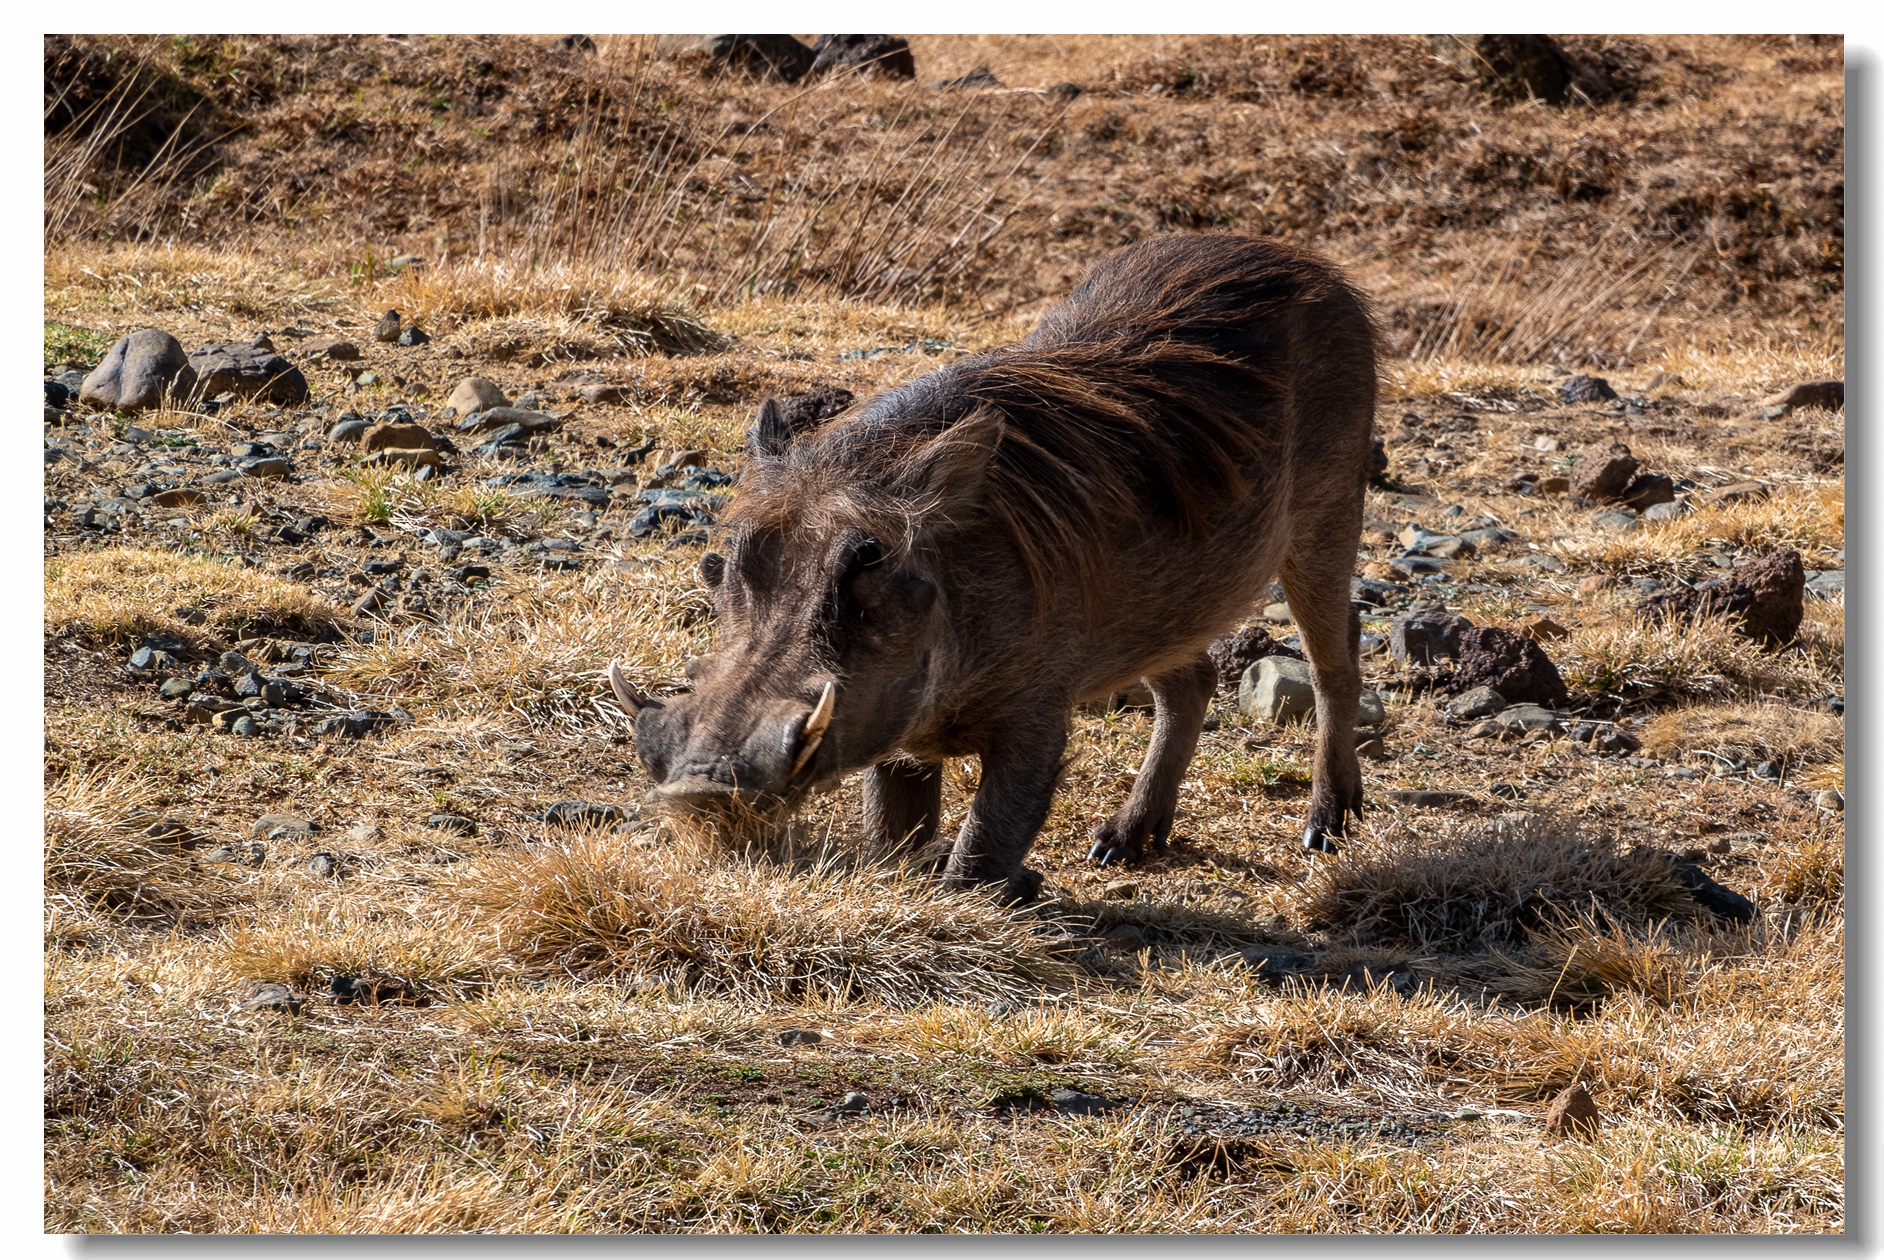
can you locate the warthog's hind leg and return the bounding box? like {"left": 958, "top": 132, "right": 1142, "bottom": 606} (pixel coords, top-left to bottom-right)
{"left": 1283, "top": 556, "right": 1366, "bottom": 855}
{"left": 1087, "top": 654, "right": 1217, "bottom": 867}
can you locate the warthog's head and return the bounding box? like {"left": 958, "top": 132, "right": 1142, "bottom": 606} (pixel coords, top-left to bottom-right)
{"left": 611, "top": 399, "right": 997, "bottom": 825}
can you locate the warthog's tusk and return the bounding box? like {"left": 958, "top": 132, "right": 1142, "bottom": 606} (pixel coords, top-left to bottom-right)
{"left": 608, "top": 660, "right": 648, "bottom": 717}
{"left": 792, "top": 681, "right": 836, "bottom": 775}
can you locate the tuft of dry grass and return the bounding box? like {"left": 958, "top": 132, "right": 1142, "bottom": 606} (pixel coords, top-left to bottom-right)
{"left": 220, "top": 896, "right": 499, "bottom": 1001}
{"left": 45, "top": 770, "right": 224, "bottom": 928}
{"left": 1640, "top": 702, "right": 1844, "bottom": 767}
{"left": 1295, "top": 817, "right": 1697, "bottom": 950}
{"left": 456, "top": 831, "right": 1072, "bottom": 1006}
{"left": 45, "top": 546, "right": 345, "bottom": 646}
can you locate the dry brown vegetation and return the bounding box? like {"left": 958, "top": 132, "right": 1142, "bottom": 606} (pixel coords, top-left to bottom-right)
{"left": 45, "top": 34, "right": 1841, "bottom": 1234}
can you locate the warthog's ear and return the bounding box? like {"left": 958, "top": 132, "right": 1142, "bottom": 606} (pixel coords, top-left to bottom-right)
{"left": 699, "top": 551, "right": 725, "bottom": 587}
{"left": 748, "top": 397, "right": 792, "bottom": 459}
{"left": 903, "top": 409, "right": 1000, "bottom": 522}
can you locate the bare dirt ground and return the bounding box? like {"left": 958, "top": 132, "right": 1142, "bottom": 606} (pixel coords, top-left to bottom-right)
{"left": 45, "top": 34, "right": 1842, "bottom": 1233}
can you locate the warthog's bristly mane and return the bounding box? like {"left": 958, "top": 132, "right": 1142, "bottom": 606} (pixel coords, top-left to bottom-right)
{"left": 733, "top": 235, "right": 1375, "bottom": 607}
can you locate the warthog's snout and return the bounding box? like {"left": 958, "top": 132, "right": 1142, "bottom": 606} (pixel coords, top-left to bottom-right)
{"left": 612, "top": 662, "right": 835, "bottom": 814}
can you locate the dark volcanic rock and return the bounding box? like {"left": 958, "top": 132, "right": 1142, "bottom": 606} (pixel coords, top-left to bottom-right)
{"left": 187, "top": 342, "right": 311, "bottom": 405}
{"left": 655, "top": 34, "right": 816, "bottom": 82}
{"left": 1206, "top": 625, "right": 1305, "bottom": 691}
{"left": 80, "top": 329, "right": 199, "bottom": 411}
{"left": 1558, "top": 373, "right": 1619, "bottom": 403}
{"left": 1438, "top": 626, "right": 1569, "bottom": 708}
{"left": 1636, "top": 548, "right": 1806, "bottom": 647}
{"left": 1545, "top": 1083, "right": 1601, "bottom": 1138}
{"left": 809, "top": 34, "right": 916, "bottom": 79}
{"left": 541, "top": 800, "right": 626, "bottom": 828}
{"left": 1760, "top": 380, "right": 1843, "bottom": 414}
{"left": 1389, "top": 607, "right": 1472, "bottom": 666}
{"left": 1620, "top": 473, "right": 1677, "bottom": 511}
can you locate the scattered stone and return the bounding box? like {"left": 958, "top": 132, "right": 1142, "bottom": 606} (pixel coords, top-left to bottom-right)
{"left": 426, "top": 813, "right": 478, "bottom": 836}
{"left": 159, "top": 677, "right": 193, "bottom": 699}
{"left": 363, "top": 447, "right": 442, "bottom": 471}
{"left": 360, "top": 422, "right": 440, "bottom": 454}
{"left": 447, "top": 377, "right": 510, "bottom": 416}
{"left": 1389, "top": 555, "right": 1448, "bottom": 577}
{"left": 1240, "top": 656, "right": 1316, "bottom": 724}
{"left": 1590, "top": 507, "right": 1639, "bottom": 533}
{"left": 1817, "top": 789, "right": 1844, "bottom": 812}
{"left": 1357, "top": 689, "right": 1386, "bottom": 727}
{"left": 307, "top": 852, "right": 338, "bottom": 878}
{"left": 1636, "top": 548, "right": 1805, "bottom": 647}
{"left": 240, "top": 983, "right": 305, "bottom": 1016}
{"left": 459, "top": 406, "right": 565, "bottom": 435}
{"left": 1667, "top": 855, "right": 1757, "bottom": 924}
{"left": 1759, "top": 380, "right": 1843, "bottom": 415}
{"left": 1570, "top": 453, "right": 1639, "bottom": 503}
{"left": 1102, "top": 880, "right": 1140, "bottom": 900}
{"left": 1620, "top": 474, "right": 1676, "bottom": 511}
{"left": 1709, "top": 480, "right": 1771, "bottom": 505}
{"left": 302, "top": 337, "right": 361, "bottom": 362}
{"left": 1445, "top": 685, "right": 1508, "bottom": 720}
{"left": 1047, "top": 1087, "right": 1119, "bottom": 1115}
{"left": 656, "top": 34, "right": 817, "bottom": 82}
{"left": 328, "top": 417, "right": 371, "bottom": 444}
{"left": 1537, "top": 476, "right": 1571, "bottom": 495}
{"left": 373, "top": 310, "right": 402, "bottom": 343}
{"left": 1805, "top": 570, "right": 1844, "bottom": 599}
{"left": 80, "top": 329, "right": 199, "bottom": 411}
{"left": 253, "top": 815, "right": 316, "bottom": 843}
{"left": 187, "top": 342, "right": 311, "bottom": 405}
{"left": 809, "top": 33, "right": 916, "bottom": 79}
{"left": 1495, "top": 704, "right": 1564, "bottom": 735}
{"left": 346, "top": 823, "right": 383, "bottom": 844}
{"left": 1206, "top": 626, "right": 1304, "bottom": 690}
{"left": 1558, "top": 374, "right": 1619, "bottom": 404}
{"left": 1642, "top": 500, "right": 1689, "bottom": 521}
{"left": 1518, "top": 615, "right": 1569, "bottom": 643}
{"left": 779, "top": 1028, "right": 823, "bottom": 1047}
{"left": 1389, "top": 607, "right": 1471, "bottom": 666}
{"left": 397, "top": 325, "right": 430, "bottom": 347}
{"left": 229, "top": 715, "right": 260, "bottom": 738}
{"left": 1545, "top": 1084, "right": 1601, "bottom": 1138}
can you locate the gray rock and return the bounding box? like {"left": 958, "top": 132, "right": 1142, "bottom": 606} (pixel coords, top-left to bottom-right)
{"left": 240, "top": 983, "right": 305, "bottom": 1015}
{"left": 80, "top": 329, "right": 199, "bottom": 411}
{"left": 1517, "top": 553, "right": 1567, "bottom": 572}
{"left": 159, "top": 677, "right": 193, "bottom": 699}
{"left": 447, "top": 377, "right": 510, "bottom": 416}
{"left": 1047, "top": 1087, "right": 1119, "bottom": 1115}
{"left": 1357, "top": 689, "right": 1386, "bottom": 727}
{"left": 827, "top": 1091, "right": 871, "bottom": 1116}
{"left": 1445, "top": 685, "right": 1508, "bottom": 719}
{"left": 252, "top": 814, "right": 316, "bottom": 842}
{"left": 1642, "top": 500, "right": 1690, "bottom": 521}
{"left": 1559, "top": 373, "right": 1619, "bottom": 403}
{"left": 1240, "top": 656, "right": 1316, "bottom": 724}
{"left": 239, "top": 457, "right": 292, "bottom": 479}
{"left": 230, "top": 716, "right": 260, "bottom": 738}
{"left": 809, "top": 33, "right": 916, "bottom": 79}
{"left": 187, "top": 342, "right": 310, "bottom": 405}
{"left": 655, "top": 34, "right": 817, "bottom": 82}
{"left": 1495, "top": 704, "right": 1563, "bottom": 734}
{"left": 307, "top": 852, "right": 338, "bottom": 878}
{"left": 329, "top": 417, "right": 371, "bottom": 444}
{"left": 541, "top": 800, "right": 626, "bottom": 828}
{"left": 1590, "top": 507, "right": 1640, "bottom": 533}
{"left": 1390, "top": 607, "right": 1471, "bottom": 665}
{"left": 1806, "top": 569, "right": 1844, "bottom": 598}
{"left": 426, "top": 813, "right": 478, "bottom": 836}
{"left": 1817, "top": 789, "right": 1844, "bottom": 812}
{"left": 778, "top": 1028, "right": 823, "bottom": 1046}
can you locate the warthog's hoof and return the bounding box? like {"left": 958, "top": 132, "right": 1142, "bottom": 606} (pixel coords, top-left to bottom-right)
{"left": 1087, "top": 815, "right": 1171, "bottom": 868}
{"left": 1003, "top": 867, "right": 1046, "bottom": 905}
{"left": 1302, "top": 823, "right": 1342, "bottom": 854}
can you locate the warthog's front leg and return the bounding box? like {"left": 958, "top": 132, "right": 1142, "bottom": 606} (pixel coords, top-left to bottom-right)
{"left": 864, "top": 756, "right": 943, "bottom": 870}
{"left": 1088, "top": 654, "right": 1217, "bottom": 867}
{"left": 941, "top": 716, "right": 1069, "bottom": 904}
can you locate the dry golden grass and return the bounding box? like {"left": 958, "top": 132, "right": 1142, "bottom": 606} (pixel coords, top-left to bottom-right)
{"left": 1641, "top": 703, "right": 1844, "bottom": 767}
{"left": 45, "top": 546, "right": 345, "bottom": 646}
{"left": 457, "top": 832, "right": 1072, "bottom": 1005}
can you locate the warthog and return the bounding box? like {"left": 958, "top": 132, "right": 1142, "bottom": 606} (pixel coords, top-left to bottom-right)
{"left": 612, "top": 233, "right": 1377, "bottom": 902}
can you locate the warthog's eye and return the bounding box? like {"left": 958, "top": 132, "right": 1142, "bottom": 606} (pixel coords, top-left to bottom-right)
{"left": 822, "top": 538, "right": 884, "bottom": 628}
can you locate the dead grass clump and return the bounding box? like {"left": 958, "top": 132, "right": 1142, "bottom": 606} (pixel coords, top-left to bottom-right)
{"left": 1555, "top": 610, "right": 1826, "bottom": 703}
{"left": 1772, "top": 842, "right": 1843, "bottom": 911}
{"left": 1294, "top": 818, "right": 1695, "bottom": 950}
{"left": 1640, "top": 702, "right": 1843, "bottom": 767}
{"left": 220, "top": 899, "right": 500, "bottom": 1001}
{"left": 45, "top": 770, "right": 222, "bottom": 926}
{"left": 457, "top": 832, "right": 1071, "bottom": 1006}
{"left": 45, "top": 546, "right": 344, "bottom": 646}
{"left": 1488, "top": 919, "right": 1695, "bottom": 1010}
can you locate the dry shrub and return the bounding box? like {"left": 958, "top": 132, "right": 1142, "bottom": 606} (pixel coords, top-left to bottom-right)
{"left": 1772, "top": 841, "right": 1843, "bottom": 910}
{"left": 220, "top": 898, "right": 499, "bottom": 1000}
{"left": 1640, "top": 702, "right": 1843, "bottom": 766}
{"left": 44, "top": 546, "right": 344, "bottom": 645}
{"left": 1294, "top": 817, "right": 1696, "bottom": 950}
{"left": 45, "top": 770, "right": 222, "bottom": 925}
{"left": 456, "top": 832, "right": 1071, "bottom": 1006}
{"left": 1488, "top": 918, "right": 1695, "bottom": 1010}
